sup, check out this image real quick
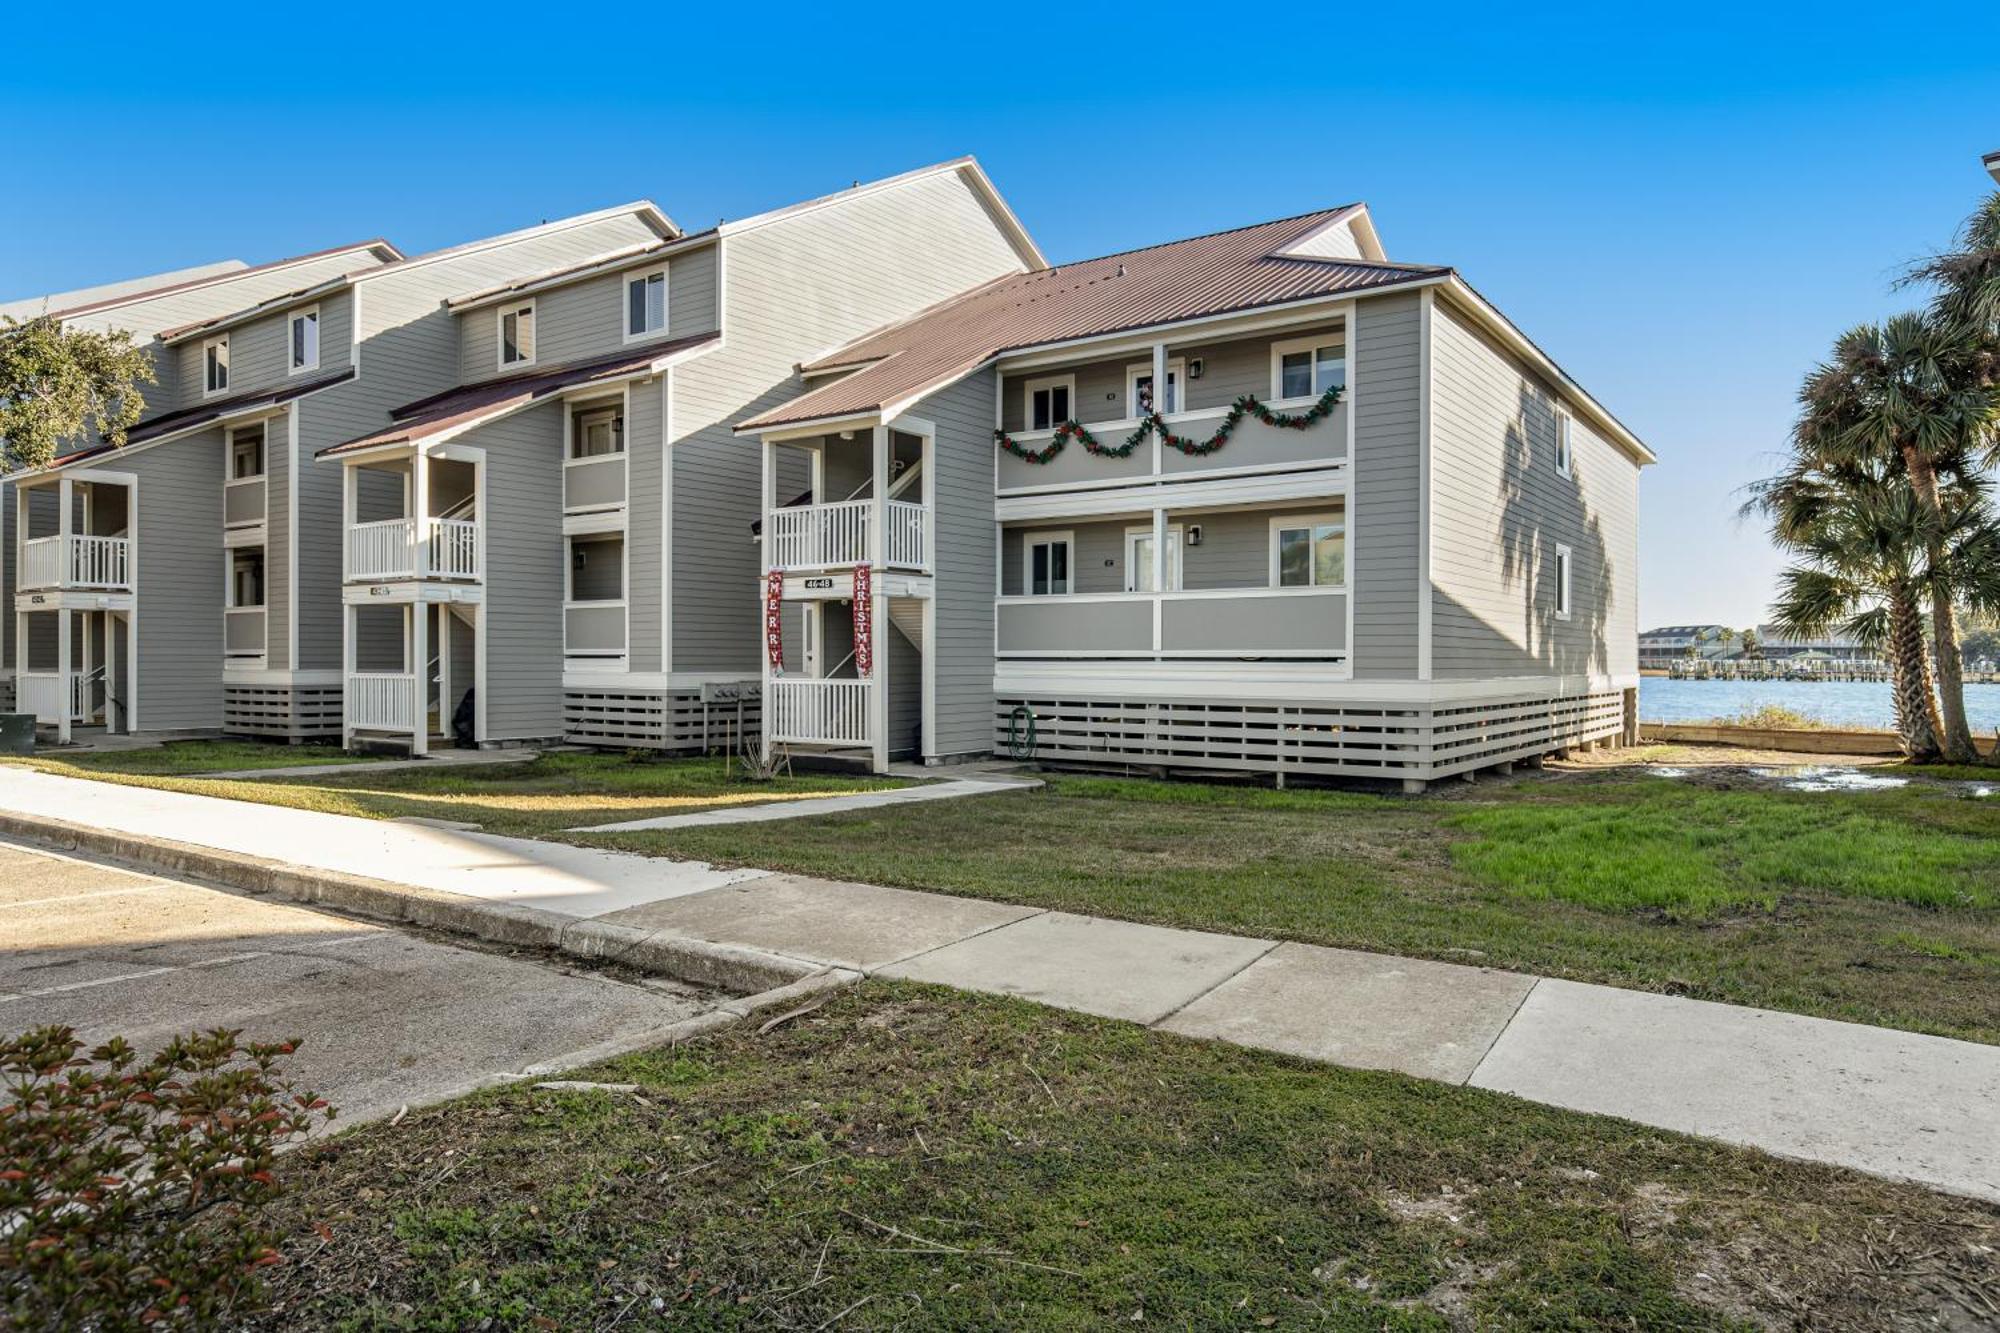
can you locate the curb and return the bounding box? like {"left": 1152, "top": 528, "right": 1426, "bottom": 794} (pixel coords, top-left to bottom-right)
{"left": 0, "top": 810, "right": 818, "bottom": 995}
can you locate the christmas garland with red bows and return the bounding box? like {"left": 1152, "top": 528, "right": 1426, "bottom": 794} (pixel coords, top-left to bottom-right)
{"left": 995, "top": 384, "right": 1343, "bottom": 464}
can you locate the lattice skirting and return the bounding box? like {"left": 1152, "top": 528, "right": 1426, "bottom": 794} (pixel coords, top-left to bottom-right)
{"left": 563, "top": 688, "right": 762, "bottom": 752}
{"left": 994, "top": 689, "right": 1630, "bottom": 782}
{"left": 222, "top": 684, "right": 344, "bottom": 740}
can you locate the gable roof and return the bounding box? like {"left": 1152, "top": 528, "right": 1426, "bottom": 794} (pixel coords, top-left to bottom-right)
{"left": 0, "top": 260, "right": 248, "bottom": 322}
{"left": 317, "top": 334, "right": 717, "bottom": 459}
{"left": 738, "top": 206, "right": 1439, "bottom": 432}
{"left": 37, "top": 241, "right": 402, "bottom": 323}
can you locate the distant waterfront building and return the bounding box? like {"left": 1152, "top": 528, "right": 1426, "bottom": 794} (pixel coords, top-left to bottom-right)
{"left": 1754, "top": 624, "right": 1875, "bottom": 663}
{"left": 1638, "top": 624, "right": 1732, "bottom": 670}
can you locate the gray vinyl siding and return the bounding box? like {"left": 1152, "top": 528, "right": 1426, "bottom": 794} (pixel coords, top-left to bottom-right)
{"left": 2, "top": 485, "right": 13, "bottom": 672}
{"left": 910, "top": 367, "right": 999, "bottom": 757}
{"left": 291, "top": 401, "right": 345, "bottom": 670}
{"left": 1351, "top": 291, "right": 1423, "bottom": 679}
{"left": 671, "top": 167, "right": 1029, "bottom": 674}
{"left": 265, "top": 408, "right": 291, "bottom": 670}
{"left": 999, "top": 507, "right": 1339, "bottom": 595}
{"left": 172, "top": 291, "right": 354, "bottom": 410}
{"left": 130, "top": 429, "right": 227, "bottom": 729}
{"left": 886, "top": 604, "right": 921, "bottom": 757}
{"left": 1428, "top": 297, "right": 1640, "bottom": 680}
{"left": 626, "top": 375, "right": 665, "bottom": 673}
{"left": 456, "top": 244, "right": 720, "bottom": 383}
{"left": 469, "top": 402, "right": 565, "bottom": 740}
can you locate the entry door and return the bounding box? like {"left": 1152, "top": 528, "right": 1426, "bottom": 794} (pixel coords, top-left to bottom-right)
{"left": 1125, "top": 526, "right": 1183, "bottom": 592}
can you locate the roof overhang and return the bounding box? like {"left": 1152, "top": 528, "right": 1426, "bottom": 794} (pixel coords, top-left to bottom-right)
{"left": 1986, "top": 149, "right": 2000, "bottom": 185}
{"left": 160, "top": 274, "right": 355, "bottom": 343}
{"left": 43, "top": 241, "right": 401, "bottom": 324}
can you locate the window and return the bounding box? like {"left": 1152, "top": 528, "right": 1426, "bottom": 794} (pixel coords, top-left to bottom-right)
{"left": 1554, "top": 410, "right": 1574, "bottom": 476}
{"left": 1271, "top": 513, "right": 1346, "bottom": 588}
{"left": 230, "top": 548, "right": 265, "bottom": 608}
{"left": 1024, "top": 530, "right": 1072, "bottom": 596}
{"left": 500, "top": 302, "right": 536, "bottom": 367}
{"left": 1554, "top": 543, "right": 1573, "bottom": 620}
{"left": 572, "top": 406, "right": 624, "bottom": 459}
{"left": 1271, "top": 333, "right": 1346, "bottom": 402}
{"left": 1125, "top": 524, "right": 1184, "bottom": 592}
{"left": 1126, "top": 360, "right": 1185, "bottom": 417}
{"left": 626, "top": 269, "right": 666, "bottom": 339}
{"left": 230, "top": 429, "right": 264, "bottom": 479}
{"left": 1024, "top": 375, "right": 1074, "bottom": 432}
{"left": 289, "top": 305, "right": 319, "bottom": 373}
{"left": 203, "top": 336, "right": 229, "bottom": 396}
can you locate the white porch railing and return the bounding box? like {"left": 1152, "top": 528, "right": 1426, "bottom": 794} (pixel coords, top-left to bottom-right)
{"left": 767, "top": 500, "right": 929, "bottom": 571}
{"left": 16, "top": 672, "right": 75, "bottom": 724}
{"left": 886, "top": 500, "right": 928, "bottom": 569}
{"left": 765, "top": 677, "right": 872, "bottom": 746}
{"left": 21, "top": 535, "right": 132, "bottom": 590}
{"left": 344, "top": 518, "right": 480, "bottom": 581}
{"left": 346, "top": 672, "right": 419, "bottom": 732}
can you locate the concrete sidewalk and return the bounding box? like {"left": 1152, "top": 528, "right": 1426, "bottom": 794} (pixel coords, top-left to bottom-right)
{"left": 3, "top": 765, "right": 1994, "bottom": 1203}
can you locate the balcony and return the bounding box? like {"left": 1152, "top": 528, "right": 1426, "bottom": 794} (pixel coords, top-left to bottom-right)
{"left": 224, "top": 607, "right": 266, "bottom": 659}
{"left": 996, "top": 586, "right": 1348, "bottom": 659}
{"left": 766, "top": 677, "right": 872, "bottom": 745}
{"left": 20, "top": 535, "right": 132, "bottom": 592}
{"left": 346, "top": 672, "right": 419, "bottom": 732}
{"left": 768, "top": 499, "right": 929, "bottom": 572}
{"left": 345, "top": 518, "right": 481, "bottom": 582}
{"left": 564, "top": 601, "right": 627, "bottom": 657}
{"left": 224, "top": 476, "right": 266, "bottom": 528}
{"left": 995, "top": 403, "right": 1348, "bottom": 494}
{"left": 564, "top": 455, "right": 625, "bottom": 512}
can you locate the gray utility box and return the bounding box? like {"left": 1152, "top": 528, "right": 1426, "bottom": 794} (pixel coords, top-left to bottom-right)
{"left": 0, "top": 714, "right": 35, "bottom": 755}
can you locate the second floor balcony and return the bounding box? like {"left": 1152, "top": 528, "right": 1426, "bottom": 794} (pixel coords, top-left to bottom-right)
{"left": 345, "top": 517, "right": 482, "bottom": 583}
{"left": 21, "top": 534, "right": 132, "bottom": 592}
{"left": 768, "top": 498, "right": 929, "bottom": 572}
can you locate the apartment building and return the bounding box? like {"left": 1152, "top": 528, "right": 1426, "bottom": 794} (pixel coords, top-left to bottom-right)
{"left": 7, "top": 159, "right": 1648, "bottom": 788}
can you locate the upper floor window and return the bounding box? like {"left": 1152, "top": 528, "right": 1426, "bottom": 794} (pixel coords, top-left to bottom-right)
{"left": 1127, "top": 360, "right": 1184, "bottom": 417}
{"left": 229, "top": 548, "right": 266, "bottom": 608}
{"left": 230, "top": 429, "right": 264, "bottom": 479}
{"left": 1554, "top": 543, "right": 1573, "bottom": 620}
{"left": 1024, "top": 530, "right": 1072, "bottom": 596}
{"left": 1555, "top": 410, "right": 1574, "bottom": 476}
{"left": 1271, "top": 513, "right": 1346, "bottom": 588}
{"left": 203, "top": 336, "right": 229, "bottom": 396}
{"left": 289, "top": 306, "right": 320, "bottom": 374}
{"left": 626, "top": 269, "right": 667, "bottom": 340}
{"left": 572, "top": 405, "right": 624, "bottom": 459}
{"left": 1024, "top": 374, "right": 1073, "bottom": 432}
{"left": 1271, "top": 333, "right": 1345, "bottom": 402}
{"left": 500, "top": 301, "right": 536, "bottom": 368}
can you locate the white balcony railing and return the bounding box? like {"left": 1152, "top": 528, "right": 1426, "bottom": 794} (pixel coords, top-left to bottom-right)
{"left": 20, "top": 534, "right": 132, "bottom": 590}
{"left": 767, "top": 500, "right": 929, "bottom": 571}
{"left": 765, "top": 677, "right": 872, "bottom": 746}
{"left": 344, "top": 518, "right": 480, "bottom": 582}
{"left": 346, "top": 672, "right": 418, "bottom": 732}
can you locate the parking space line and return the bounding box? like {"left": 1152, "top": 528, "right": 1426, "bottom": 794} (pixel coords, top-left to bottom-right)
{"left": 0, "top": 886, "right": 163, "bottom": 911}
{"left": 1, "top": 933, "right": 379, "bottom": 1003}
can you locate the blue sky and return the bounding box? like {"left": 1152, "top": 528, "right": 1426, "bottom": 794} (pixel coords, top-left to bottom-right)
{"left": 7, "top": 1, "right": 1999, "bottom": 628}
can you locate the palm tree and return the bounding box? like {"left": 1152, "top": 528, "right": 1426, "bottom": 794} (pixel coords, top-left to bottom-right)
{"left": 1907, "top": 191, "right": 2000, "bottom": 341}
{"left": 1748, "top": 459, "right": 1945, "bottom": 760}
{"left": 1798, "top": 315, "right": 2000, "bottom": 762}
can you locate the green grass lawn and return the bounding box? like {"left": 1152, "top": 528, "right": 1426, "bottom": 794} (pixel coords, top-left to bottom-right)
{"left": 13, "top": 750, "right": 909, "bottom": 839}
{"left": 253, "top": 984, "right": 1998, "bottom": 1331}
{"left": 22, "top": 738, "right": 389, "bottom": 775}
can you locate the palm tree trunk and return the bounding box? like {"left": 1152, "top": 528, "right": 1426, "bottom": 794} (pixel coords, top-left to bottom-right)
{"left": 1889, "top": 589, "right": 1944, "bottom": 762}
{"left": 1900, "top": 448, "right": 1980, "bottom": 763}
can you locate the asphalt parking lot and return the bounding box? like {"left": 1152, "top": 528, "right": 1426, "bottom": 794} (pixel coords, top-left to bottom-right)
{"left": 0, "top": 838, "right": 723, "bottom": 1124}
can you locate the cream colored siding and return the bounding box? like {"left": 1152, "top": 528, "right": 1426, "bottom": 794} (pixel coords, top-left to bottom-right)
{"left": 1428, "top": 297, "right": 1640, "bottom": 680}
{"left": 1350, "top": 291, "right": 1423, "bottom": 679}
{"left": 672, "top": 168, "right": 1029, "bottom": 673}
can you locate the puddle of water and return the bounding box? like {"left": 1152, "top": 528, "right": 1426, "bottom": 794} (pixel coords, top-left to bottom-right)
{"left": 1749, "top": 765, "right": 1909, "bottom": 793}
{"left": 1646, "top": 766, "right": 1690, "bottom": 778}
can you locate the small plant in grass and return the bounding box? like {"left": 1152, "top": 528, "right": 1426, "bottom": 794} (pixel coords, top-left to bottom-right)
{"left": 1714, "top": 703, "right": 1829, "bottom": 731}
{"left": 1, "top": 1026, "right": 335, "bottom": 1331}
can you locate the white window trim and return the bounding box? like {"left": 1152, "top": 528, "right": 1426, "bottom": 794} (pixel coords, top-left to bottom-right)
{"left": 202, "top": 335, "right": 230, "bottom": 398}
{"left": 1267, "top": 512, "right": 1348, "bottom": 589}
{"left": 1022, "top": 373, "right": 1076, "bottom": 432}
{"left": 228, "top": 426, "right": 265, "bottom": 482}
{"left": 622, "top": 266, "right": 670, "bottom": 343}
{"left": 288, "top": 304, "right": 320, "bottom": 375}
{"left": 1554, "top": 542, "right": 1573, "bottom": 620}
{"left": 1124, "top": 358, "right": 1187, "bottom": 419}
{"left": 568, "top": 404, "right": 624, "bottom": 461}
{"left": 1124, "top": 523, "right": 1185, "bottom": 592}
{"left": 1268, "top": 331, "right": 1347, "bottom": 405}
{"left": 1022, "top": 528, "right": 1074, "bottom": 596}
{"left": 1554, "top": 409, "right": 1574, "bottom": 477}
{"left": 498, "top": 299, "right": 537, "bottom": 370}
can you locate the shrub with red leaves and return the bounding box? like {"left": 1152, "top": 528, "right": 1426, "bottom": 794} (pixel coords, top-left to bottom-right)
{"left": 1, "top": 1026, "right": 335, "bottom": 1331}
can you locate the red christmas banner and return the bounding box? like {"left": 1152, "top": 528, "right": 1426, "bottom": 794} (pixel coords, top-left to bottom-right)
{"left": 764, "top": 568, "right": 785, "bottom": 675}
{"left": 852, "top": 563, "right": 873, "bottom": 678}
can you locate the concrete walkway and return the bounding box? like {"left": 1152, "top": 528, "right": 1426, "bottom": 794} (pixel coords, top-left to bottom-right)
{"left": 3, "top": 765, "right": 1994, "bottom": 1203}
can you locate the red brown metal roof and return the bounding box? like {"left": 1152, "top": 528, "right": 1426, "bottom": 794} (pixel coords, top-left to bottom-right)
{"left": 318, "top": 334, "right": 718, "bottom": 458}
{"left": 740, "top": 207, "right": 1447, "bottom": 431}
{"left": 32, "top": 369, "right": 357, "bottom": 472}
